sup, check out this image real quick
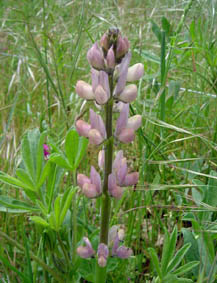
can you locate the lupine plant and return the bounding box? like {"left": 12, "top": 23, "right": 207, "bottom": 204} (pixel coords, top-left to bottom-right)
{"left": 74, "top": 28, "right": 144, "bottom": 282}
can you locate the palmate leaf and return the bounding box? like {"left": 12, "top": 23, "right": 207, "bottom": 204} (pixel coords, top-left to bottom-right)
{"left": 0, "top": 196, "right": 38, "bottom": 213}
{"left": 65, "top": 129, "right": 88, "bottom": 170}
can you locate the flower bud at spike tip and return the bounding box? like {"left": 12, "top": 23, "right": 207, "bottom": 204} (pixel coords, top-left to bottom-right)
{"left": 116, "top": 36, "right": 129, "bottom": 58}
{"left": 82, "top": 183, "right": 98, "bottom": 198}
{"left": 76, "top": 120, "right": 91, "bottom": 137}
{"left": 87, "top": 43, "right": 105, "bottom": 70}
{"left": 127, "top": 115, "right": 142, "bottom": 131}
{"left": 119, "top": 84, "right": 137, "bottom": 103}
{"left": 100, "top": 33, "right": 109, "bottom": 51}
{"left": 106, "top": 47, "right": 115, "bottom": 69}
{"left": 95, "top": 85, "right": 108, "bottom": 105}
{"left": 127, "top": 63, "right": 144, "bottom": 82}
{"left": 118, "top": 128, "right": 135, "bottom": 144}
{"left": 124, "top": 172, "right": 139, "bottom": 186}
{"left": 75, "top": 80, "right": 95, "bottom": 100}
{"left": 97, "top": 243, "right": 109, "bottom": 267}
{"left": 88, "top": 129, "right": 104, "bottom": 145}
{"left": 77, "top": 174, "right": 91, "bottom": 189}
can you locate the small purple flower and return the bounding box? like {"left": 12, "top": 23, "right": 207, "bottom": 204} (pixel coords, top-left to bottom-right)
{"left": 43, "top": 144, "right": 50, "bottom": 160}
{"left": 97, "top": 243, "right": 109, "bottom": 267}
{"left": 77, "top": 237, "right": 95, "bottom": 258}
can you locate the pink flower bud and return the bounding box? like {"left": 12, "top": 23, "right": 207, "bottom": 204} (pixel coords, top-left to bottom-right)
{"left": 127, "top": 115, "right": 142, "bottom": 131}
{"left": 124, "top": 172, "right": 139, "bottom": 186}
{"left": 116, "top": 158, "right": 127, "bottom": 186}
{"left": 43, "top": 144, "right": 50, "bottom": 160}
{"left": 90, "top": 166, "right": 101, "bottom": 194}
{"left": 88, "top": 129, "right": 104, "bottom": 145}
{"left": 75, "top": 80, "right": 95, "bottom": 100}
{"left": 98, "top": 150, "right": 105, "bottom": 170}
{"left": 119, "top": 84, "right": 137, "bottom": 103}
{"left": 77, "top": 237, "right": 95, "bottom": 258}
{"left": 116, "top": 246, "right": 133, "bottom": 259}
{"left": 87, "top": 43, "right": 105, "bottom": 70}
{"left": 76, "top": 120, "right": 91, "bottom": 137}
{"left": 82, "top": 183, "right": 98, "bottom": 198}
{"left": 108, "top": 173, "right": 123, "bottom": 199}
{"left": 106, "top": 46, "right": 115, "bottom": 69}
{"left": 116, "top": 36, "right": 129, "bottom": 58}
{"left": 118, "top": 128, "right": 135, "bottom": 144}
{"left": 95, "top": 85, "right": 108, "bottom": 105}
{"left": 100, "top": 33, "right": 109, "bottom": 51}
{"left": 97, "top": 243, "right": 109, "bottom": 267}
{"left": 77, "top": 173, "right": 91, "bottom": 189}
{"left": 127, "top": 63, "right": 144, "bottom": 82}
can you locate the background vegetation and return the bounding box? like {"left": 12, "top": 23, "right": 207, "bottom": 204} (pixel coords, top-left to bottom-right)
{"left": 0, "top": 0, "right": 216, "bottom": 282}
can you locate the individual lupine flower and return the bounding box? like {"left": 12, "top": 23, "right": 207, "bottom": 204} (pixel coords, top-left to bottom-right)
{"left": 114, "top": 52, "right": 132, "bottom": 95}
{"left": 87, "top": 43, "right": 105, "bottom": 70}
{"left": 108, "top": 173, "right": 123, "bottom": 199}
{"left": 126, "top": 63, "right": 144, "bottom": 82}
{"left": 43, "top": 144, "right": 50, "bottom": 160}
{"left": 75, "top": 120, "right": 91, "bottom": 138}
{"left": 112, "top": 232, "right": 133, "bottom": 259}
{"left": 112, "top": 150, "right": 139, "bottom": 188}
{"left": 115, "top": 103, "right": 142, "bottom": 144}
{"left": 89, "top": 109, "right": 106, "bottom": 144}
{"left": 77, "top": 237, "right": 95, "bottom": 258}
{"left": 118, "top": 84, "right": 138, "bottom": 103}
{"left": 77, "top": 166, "right": 102, "bottom": 198}
{"left": 75, "top": 80, "right": 95, "bottom": 100}
{"left": 97, "top": 243, "right": 109, "bottom": 267}
{"left": 93, "top": 71, "right": 110, "bottom": 105}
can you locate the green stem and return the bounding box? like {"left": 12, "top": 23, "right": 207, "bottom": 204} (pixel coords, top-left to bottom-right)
{"left": 95, "top": 73, "right": 114, "bottom": 283}
{"left": 72, "top": 171, "right": 77, "bottom": 263}
{"left": 57, "top": 232, "right": 70, "bottom": 269}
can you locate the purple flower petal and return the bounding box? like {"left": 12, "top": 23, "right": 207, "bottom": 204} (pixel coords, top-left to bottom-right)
{"left": 114, "top": 52, "right": 131, "bottom": 95}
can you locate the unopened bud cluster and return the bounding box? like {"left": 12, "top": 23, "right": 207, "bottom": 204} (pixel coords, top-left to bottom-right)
{"left": 75, "top": 28, "right": 144, "bottom": 265}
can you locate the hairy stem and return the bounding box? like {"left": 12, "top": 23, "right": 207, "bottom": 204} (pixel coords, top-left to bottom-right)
{"left": 96, "top": 72, "right": 114, "bottom": 282}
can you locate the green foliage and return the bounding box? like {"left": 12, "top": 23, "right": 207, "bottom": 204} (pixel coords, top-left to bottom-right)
{"left": 148, "top": 226, "right": 199, "bottom": 282}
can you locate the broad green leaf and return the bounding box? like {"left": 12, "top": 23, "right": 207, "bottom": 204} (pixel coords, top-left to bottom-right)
{"left": 49, "top": 153, "right": 72, "bottom": 170}
{"left": 35, "top": 200, "right": 48, "bottom": 216}
{"left": 167, "top": 243, "right": 191, "bottom": 274}
{"left": 205, "top": 170, "right": 217, "bottom": 207}
{"left": 65, "top": 130, "right": 88, "bottom": 170}
{"left": 21, "top": 129, "right": 41, "bottom": 184}
{"left": 54, "top": 195, "right": 61, "bottom": 230}
{"left": 161, "top": 229, "right": 171, "bottom": 274}
{"left": 59, "top": 188, "right": 75, "bottom": 226}
{"left": 148, "top": 247, "right": 162, "bottom": 279}
{"left": 30, "top": 216, "right": 49, "bottom": 227}
{"left": 0, "top": 196, "right": 38, "bottom": 212}
{"left": 16, "top": 168, "right": 35, "bottom": 191}
{"left": 151, "top": 20, "right": 162, "bottom": 43}
{"left": 173, "top": 261, "right": 199, "bottom": 276}
{"left": 0, "top": 171, "right": 35, "bottom": 191}
{"left": 36, "top": 161, "right": 51, "bottom": 190}
{"left": 65, "top": 130, "right": 78, "bottom": 168}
